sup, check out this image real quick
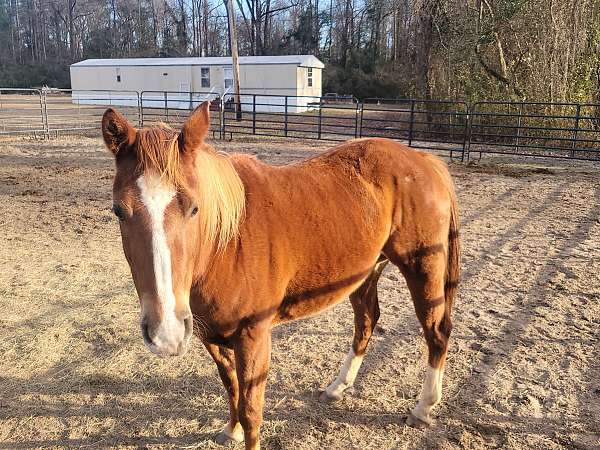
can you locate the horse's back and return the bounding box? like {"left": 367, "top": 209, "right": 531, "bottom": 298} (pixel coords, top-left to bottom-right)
{"left": 231, "top": 137, "right": 455, "bottom": 262}
{"left": 299, "top": 137, "right": 455, "bottom": 217}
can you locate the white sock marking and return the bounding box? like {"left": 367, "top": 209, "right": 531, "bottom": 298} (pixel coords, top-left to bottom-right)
{"left": 325, "top": 349, "right": 364, "bottom": 399}
{"left": 411, "top": 366, "right": 443, "bottom": 423}
{"left": 137, "top": 173, "right": 182, "bottom": 350}
{"left": 222, "top": 422, "right": 244, "bottom": 442}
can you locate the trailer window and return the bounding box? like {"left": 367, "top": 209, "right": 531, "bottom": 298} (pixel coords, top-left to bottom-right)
{"left": 201, "top": 68, "right": 210, "bottom": 88}
{"left": 224, "top": 66, "right": 233, "bottom": 89}
{"left": 307, "top": 68, "right": 313, "bottom": 87}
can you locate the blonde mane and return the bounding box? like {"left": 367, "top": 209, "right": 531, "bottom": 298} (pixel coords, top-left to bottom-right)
{"left": 194, "top": 150, "right": 246, "bottom": 251}
{"left": 136, "top": 124, "right": 245, "bottom": 250}
{"left": 136, "top": 124, "right": 182, "bottom": 186}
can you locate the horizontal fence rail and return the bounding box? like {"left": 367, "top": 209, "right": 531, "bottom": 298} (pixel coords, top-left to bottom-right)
{"left": 468, "top": 101, "right": 600, "bottom": 161}
{"left": 139, "top": 90, "right": 222, "bottom": 138}
{"left": 0, "top": 88, "right": 141, "bottom": 139}
{"left": 44, "top": 89, "right": 141, "bottom": 136}
{"left": 1, "top": 87, "right": 599, "bottom": 163}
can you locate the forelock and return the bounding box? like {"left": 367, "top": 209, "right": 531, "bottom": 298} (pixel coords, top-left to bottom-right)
{"left": 135, "top": 124, "right": 184, "bottom": 187}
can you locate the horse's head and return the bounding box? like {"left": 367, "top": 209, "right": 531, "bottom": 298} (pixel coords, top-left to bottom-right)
{"left": 102, "top": 102, "right": 244, "bottom": 357}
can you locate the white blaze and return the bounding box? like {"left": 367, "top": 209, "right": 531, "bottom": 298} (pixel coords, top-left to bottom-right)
{"left": 136, "top": 173, "right": 182, "bottom": 351}
{"left": 411, "top": 366, "right": 443, "bottom": 424}
{"left": 325, "top": 349, "right": 364, "bottom": 400}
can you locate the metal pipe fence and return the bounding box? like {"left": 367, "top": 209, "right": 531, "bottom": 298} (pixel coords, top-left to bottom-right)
{"left": 43, "top": 89, "right": 141, "bottom": 136}
{"left": 0, "top": 88, "right": 46, "bottom": 137}
{"left": 0, "top": 88, "right": 141, "bottom": 138}
{"left": 468, "top": 101, "right": 600, "bottom": 161}
{"left": 221, "top": 93, "right": 360, "bottom": 142}
{"left": 361, "top": 98, "right": 469, "bottom": 160}
{"left": 139, "top": 90, "right": 222, "bottom": 139}
{"left": 1, "top": 88, "right": 599, "bottom": 163}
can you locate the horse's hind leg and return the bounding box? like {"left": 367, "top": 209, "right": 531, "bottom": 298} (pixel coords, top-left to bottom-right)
{"left": 393, "top": 249, "right": 452, "bottom": 427}
{"left": 321, "top": 257, "right": 389, "bottom": 402}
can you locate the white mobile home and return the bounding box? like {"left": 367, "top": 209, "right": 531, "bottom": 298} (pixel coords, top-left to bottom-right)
{"left": 69, "top": 55, "right": 324, "bottom": 112}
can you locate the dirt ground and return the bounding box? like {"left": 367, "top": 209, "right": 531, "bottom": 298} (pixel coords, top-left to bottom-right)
{"left": 0, "top": 134, "right": 599, "bottom": 450}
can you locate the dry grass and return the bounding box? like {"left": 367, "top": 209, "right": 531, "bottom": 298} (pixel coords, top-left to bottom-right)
{"left": 0, "top": 135, "right": 599, "bottom": 449}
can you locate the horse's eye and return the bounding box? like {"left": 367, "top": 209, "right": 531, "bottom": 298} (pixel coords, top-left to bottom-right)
{"left": 112, "top": 204, "right": 125, "bottom": 221}
{"left": 190, "top": 206, "right": 199, "bottom": 217}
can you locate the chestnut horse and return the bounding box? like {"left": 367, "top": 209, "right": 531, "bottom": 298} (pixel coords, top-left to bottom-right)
{"left": 102, "top": 102, "right": 460, "bottom": 450}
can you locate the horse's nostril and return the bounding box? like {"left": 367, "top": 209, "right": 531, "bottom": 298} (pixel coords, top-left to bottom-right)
{"left": 141, "top": 320, "right": 153, "bottom": 345}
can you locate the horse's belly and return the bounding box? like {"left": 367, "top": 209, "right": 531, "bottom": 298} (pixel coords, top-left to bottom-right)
{"left": 275, "top": 270, "right": 371, "bottom": 323}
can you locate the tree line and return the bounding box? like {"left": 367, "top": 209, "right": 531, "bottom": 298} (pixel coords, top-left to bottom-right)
{"left": 1, "top": 0, "right": 599, "bottom": 102}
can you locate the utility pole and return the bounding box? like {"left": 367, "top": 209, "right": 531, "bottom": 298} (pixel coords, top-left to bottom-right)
{"left": 225, "top": 0, "right": 242, "bottom": 120}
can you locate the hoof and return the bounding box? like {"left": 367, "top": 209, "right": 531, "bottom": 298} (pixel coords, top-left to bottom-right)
{"left": 215, "top": 430, "right": 243, "bottom": 446}
{"left": 319, "top": 389, "right": 343, "bottom": 403}
{"left": 406, "top": 412, "right": 432, "bottom": 429}
{"left": 320, "top": 383, "right": 355, "bottom": 403}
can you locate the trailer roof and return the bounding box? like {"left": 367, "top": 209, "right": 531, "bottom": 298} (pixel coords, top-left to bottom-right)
{"left": 71, "top": 55, "right": 324, "bottom": 69}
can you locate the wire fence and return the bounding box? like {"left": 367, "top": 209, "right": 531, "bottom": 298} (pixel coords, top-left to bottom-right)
{"left": 1, "top": 88, "right": 599, "bottom": 163}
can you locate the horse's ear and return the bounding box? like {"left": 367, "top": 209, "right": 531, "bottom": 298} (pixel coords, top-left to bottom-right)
{"left": 179, "top": 101, "right": 210, "bottom": 153}
{"left": 102, "top": 108, "right": 137, "bottom": 156}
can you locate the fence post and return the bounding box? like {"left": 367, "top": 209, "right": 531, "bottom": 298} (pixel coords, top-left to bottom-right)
{"left": 317, "top": 100, "right": 322, "bottom": 139}
{"left": 461, "top": 103, "right": 471, "bottom": 162}
{"left": 164, "top": 91, "right": 168, "bottom": 121}
{"left": 408, "top": 100, "right": 415, "bottom": 146}
{"left": 37, "top": 90, "right": 48, "bottom": 139}
{"left": 571, "top": 104, "right": 581, "bottom": 158}
{"left": 43, "top": 90, "right": 50, "bottom": 139}
{"left": 354, "top": 102, "right": 360, "bottom": 138}
{"left": 284, "top": 96, "right": 288, "bottom": 137}
{"left": 219, "top": 96, "right": 225, "bottom": 140}
{"left": 359, "top": 101, "right": 364, "bottom": 137}
{"left": 252, "top": 94, "right": 257, "bottom": 135}
{"left": 138, "top": 92, "right": 144, "bottom": 127}
{"left": 513, "top": 102, "right": 523, "bottom": 153}
{"left": 464, "top": 103, "right": 474, "bottom": 162}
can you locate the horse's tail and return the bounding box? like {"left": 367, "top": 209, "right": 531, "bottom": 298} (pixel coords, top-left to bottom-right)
{"left": 445, "top": 188, "right": 460, "bottom": 315}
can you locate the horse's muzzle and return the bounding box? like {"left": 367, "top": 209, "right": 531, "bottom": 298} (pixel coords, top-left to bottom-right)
{"left": 141, "top": 313, "right": 193, "bottom": 357}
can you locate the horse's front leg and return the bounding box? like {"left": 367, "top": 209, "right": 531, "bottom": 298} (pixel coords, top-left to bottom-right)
{"left": 203, "top": 342, "right": 244, "bottom": 445}
{"left": 234, "top": 323, "right": 272, "bottom": 450}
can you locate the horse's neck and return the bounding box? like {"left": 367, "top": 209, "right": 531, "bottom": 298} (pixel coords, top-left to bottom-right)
{"left": 192, "top": 237, "right": 243, "bottom": 307}
{"left": 191, "top": 158, "right": 268, "bottom": 300}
